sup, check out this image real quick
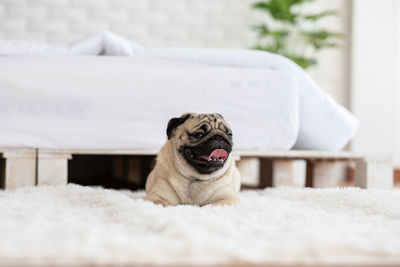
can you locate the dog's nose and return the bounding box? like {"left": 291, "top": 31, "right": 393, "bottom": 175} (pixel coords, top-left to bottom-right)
{"left": 212, "top": 135, "right": 223, "bottom": 141}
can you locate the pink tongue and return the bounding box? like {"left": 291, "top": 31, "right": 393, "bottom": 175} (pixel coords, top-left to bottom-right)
{"left": 208, "top": 149, "right": 228, "bottom": 161}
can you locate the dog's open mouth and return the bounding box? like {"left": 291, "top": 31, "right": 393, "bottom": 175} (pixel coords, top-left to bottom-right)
{"left": 184, "top": 148, "right": 228, "bottom": 165}
{"left": 198, "top": 149, "right": 228, "bottom": 163}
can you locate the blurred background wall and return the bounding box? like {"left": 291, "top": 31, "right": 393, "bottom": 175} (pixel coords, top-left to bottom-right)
{"left": 351, "top": 0, "right": 400, "bottom": 166}
{"left": 0, "top": 0, "right": 398, "bottom": 166}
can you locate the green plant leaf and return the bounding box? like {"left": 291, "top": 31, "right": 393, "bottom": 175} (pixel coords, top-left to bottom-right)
{"left": 289, "top": 55, "right": 317, "bottom": 68}
{"left": 301, "top": 30, "right": 343, "bottom": 49}
{"left": 252, "top": 24, "right": 270, "bottom": 36}
{"left": 251, "top": 0, "right": 342, "bottom": 69}
{"left": 302, "top": 10, "right": 337, "bottom": 21}
{"left": 252, "top": 0, "right": 314, "bottom": 24}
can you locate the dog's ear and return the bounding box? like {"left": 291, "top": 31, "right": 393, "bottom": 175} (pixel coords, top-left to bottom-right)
{"left": 166, "top": 113, "right": 192, "bottom": 139}
{"left": 214, "top": 113, "right": 224, "bottom": 119}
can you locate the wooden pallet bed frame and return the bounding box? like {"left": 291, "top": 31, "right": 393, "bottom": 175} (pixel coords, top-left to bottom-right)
{"left": 0, "top": 148, "right": 394, "bottom": 190}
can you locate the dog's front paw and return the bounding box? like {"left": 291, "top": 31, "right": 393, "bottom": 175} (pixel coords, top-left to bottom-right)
{"left": 145, "top": 195, "right": 170, "bottom": 207}
{"left": 210, "top": 197, "right": 238, "bottom": 206}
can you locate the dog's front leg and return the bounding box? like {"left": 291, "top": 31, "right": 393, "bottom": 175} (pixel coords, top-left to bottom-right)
{"left": 145, "top": 195, "right": 170, "bottom": 207}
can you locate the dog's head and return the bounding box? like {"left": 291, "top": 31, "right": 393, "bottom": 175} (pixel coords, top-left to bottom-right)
{"left": 166, "top": 112, "right": 233, "bottom": 177}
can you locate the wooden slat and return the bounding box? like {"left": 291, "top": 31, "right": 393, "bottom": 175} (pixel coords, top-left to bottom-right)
{"left": 35, "top": 148, "right": 383, "bottom": 161}
{"left": 0, "top": 148, "right": 36, "bottom": 158}
{"left": 236, "top": 150, "right": 390, "bottom": 161}
{"left": 38, "top": 148, "right": 159, "bottom": 156}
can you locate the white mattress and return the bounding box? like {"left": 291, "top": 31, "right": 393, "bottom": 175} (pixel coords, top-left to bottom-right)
{"left": 0, "top": 32, "right": 359, "bottom": 151}
{"left": 0, "top": 56, "right": 299, "bottom": 150}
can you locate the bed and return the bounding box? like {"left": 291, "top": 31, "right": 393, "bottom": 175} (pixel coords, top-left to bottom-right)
{"left": 0, "top": 32, "right": 391, "bottom": 190}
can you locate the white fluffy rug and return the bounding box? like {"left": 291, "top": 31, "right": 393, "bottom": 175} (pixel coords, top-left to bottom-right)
{"left": 1, "top": 184, "right": 400, "bottom": 266}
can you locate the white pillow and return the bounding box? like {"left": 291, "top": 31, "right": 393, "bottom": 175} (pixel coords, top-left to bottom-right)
{"left": 0, "top": 31, "right": 144, "bottom": 57}
{"left": 70, "top": 31, "right": 144, "bottom": 56}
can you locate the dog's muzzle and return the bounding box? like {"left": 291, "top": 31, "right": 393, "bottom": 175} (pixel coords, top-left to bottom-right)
{"left": 181, "top": 135, "right": 232, "bottom": 174}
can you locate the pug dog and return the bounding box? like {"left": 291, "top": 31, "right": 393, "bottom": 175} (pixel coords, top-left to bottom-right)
{"left": 145, "top": 112, "right": 240, "bottom": 206}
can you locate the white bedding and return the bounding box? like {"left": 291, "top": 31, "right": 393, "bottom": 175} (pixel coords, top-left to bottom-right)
{"left": 0, "top": 32, "right": 359, "bottom": 151}
{"left": 0, "top": 56, "right": 298, "bottom": 150}
{"left": 142, "top": 48, "right": 359, "bottom": 150}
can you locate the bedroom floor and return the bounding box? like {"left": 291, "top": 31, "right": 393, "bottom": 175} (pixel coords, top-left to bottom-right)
{"left": 1, "top": 184, "right": 399, "bottom": 266}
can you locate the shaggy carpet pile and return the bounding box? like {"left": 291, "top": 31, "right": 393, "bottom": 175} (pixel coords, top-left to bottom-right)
{"left": 0, "top": 184, "right": 400, "bottom": 266}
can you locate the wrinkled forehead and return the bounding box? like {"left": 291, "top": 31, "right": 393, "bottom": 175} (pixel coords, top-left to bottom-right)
{"left": 184, "top": 113, "right": 230, "bottom": 133}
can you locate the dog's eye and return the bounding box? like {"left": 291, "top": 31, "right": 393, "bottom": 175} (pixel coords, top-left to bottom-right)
{"left": 194, "top": 132, "right": 204, "bottom": 139}
{"left": 227, "top": 133, "right": 232, "bottom": 140}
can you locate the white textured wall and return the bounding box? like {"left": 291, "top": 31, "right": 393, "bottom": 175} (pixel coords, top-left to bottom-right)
{"left": 351, "top": 0, "right": 400, "bottom": 165}
{"left": 0, "top": 0, "right": 351, "bottom": 106}
{"left": 0, "top": 0, "right": 263, "bottom": 47}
